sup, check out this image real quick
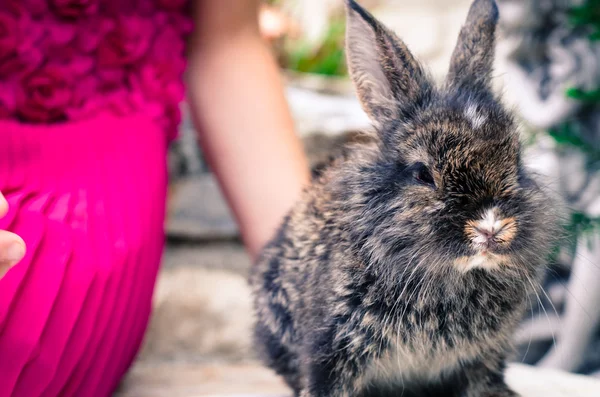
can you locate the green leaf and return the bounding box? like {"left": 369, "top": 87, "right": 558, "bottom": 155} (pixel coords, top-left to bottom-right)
{"left": 281, "top": 15, "right": 348, "bottom": 77}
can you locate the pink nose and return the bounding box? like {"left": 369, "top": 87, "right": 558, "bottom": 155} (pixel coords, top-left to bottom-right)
{"left": 477, "top": 227, "right": 496, "bottom": 240}
{"left": 473, "top": 226, "right": 499, "bottom": 249}
{"left": 465, "top": 209, "right": 518, "bottom": 250}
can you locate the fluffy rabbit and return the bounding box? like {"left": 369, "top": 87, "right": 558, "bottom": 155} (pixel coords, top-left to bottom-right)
{"left": 250, "top": 0, "right": 560, "bottom": 396}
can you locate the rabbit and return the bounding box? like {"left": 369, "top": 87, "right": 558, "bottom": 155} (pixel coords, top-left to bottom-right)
{"left": 250, "top": 0, "right": 561, "bottom": 396}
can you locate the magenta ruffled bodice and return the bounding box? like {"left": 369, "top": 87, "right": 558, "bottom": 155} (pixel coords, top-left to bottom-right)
{"left": 0, "top": 0, "right": 191, "bottom": 140}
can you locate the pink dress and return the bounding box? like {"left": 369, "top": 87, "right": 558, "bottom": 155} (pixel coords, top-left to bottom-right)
{"left": 0, "top": 1, "right": 191, "bottom": 396}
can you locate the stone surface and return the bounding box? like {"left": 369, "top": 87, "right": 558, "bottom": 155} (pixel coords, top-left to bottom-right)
{"left": 169, "top": 104, "right": 207, "bottom": 180}
{"left": 285, "top": 85, "right": 371, "bottom": 138}
{"left": 161, "top": 243, "right": 251, "bottom": 276}
{"left": 137, "top": 243, "right": 253, "bottom": 364}
{"left": 116, "top": 363, "right": 289, "bottom": 397}
{"left": 167, "top": 176, "right": 239, "bottom": 241}
{"left": 117, "top": 361, "right": 600, "bottom": 396}
{"left": 505, "top": 364, "right": 600, "bottom": 396}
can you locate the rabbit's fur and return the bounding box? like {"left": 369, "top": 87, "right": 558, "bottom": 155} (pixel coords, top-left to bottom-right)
{"left": 250, "top": 1, "right": 560, "bottom": 396}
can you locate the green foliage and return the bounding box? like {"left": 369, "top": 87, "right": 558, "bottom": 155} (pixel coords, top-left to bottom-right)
{"left": 547, "top": 121, "right": 600, "bottom": 166}
{"left": 570, "top": 211, "right": 600, "bottom": 235}
{"left": 558, "top": 212, "right": 600, "bottom": 262}
{"left": 544, "top": 0, "right": 600, "bottom": 259}
{"left": 566, "top": 87, "right": 600, "bottom": 102}
{"left": 283, "top": 16, "right": 348, "bottom": 77}
{"left": 547, "top": 2, "right": 600, "bottom": 164}
{"left": 568, "top": 0, "right": 600, "bottom": 40}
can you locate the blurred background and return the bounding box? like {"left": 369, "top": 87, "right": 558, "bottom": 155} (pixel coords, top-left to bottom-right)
{"left": 118, "top": 0, "right": 600, "bottom": 395}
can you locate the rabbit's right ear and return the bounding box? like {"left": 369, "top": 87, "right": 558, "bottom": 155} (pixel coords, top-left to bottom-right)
{"left": 447, "top": 0, "right": 498, "bottom": 90}
{"left": 345, "top": 0, "right": 429, "bottom": 127}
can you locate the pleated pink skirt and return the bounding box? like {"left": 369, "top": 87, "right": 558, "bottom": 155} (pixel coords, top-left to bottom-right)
{"left": 0, "top": 113, "right": 168, "bottom": 396}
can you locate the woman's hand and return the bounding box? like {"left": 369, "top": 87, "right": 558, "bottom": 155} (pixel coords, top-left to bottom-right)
{"left": 0, "top": 193, "right": 25, "bottom": 279}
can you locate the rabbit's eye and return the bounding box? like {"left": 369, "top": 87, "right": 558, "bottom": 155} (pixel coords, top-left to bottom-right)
{"left": 413, "top": 164, "right": 435, "bottom": 187}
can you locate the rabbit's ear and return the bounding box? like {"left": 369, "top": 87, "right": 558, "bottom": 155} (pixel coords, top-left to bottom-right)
{"left": 447, "top": 0, "right": 498, "bottom": 90}
{"left": 345, "top": 0, "right": 428, "bottom": 125}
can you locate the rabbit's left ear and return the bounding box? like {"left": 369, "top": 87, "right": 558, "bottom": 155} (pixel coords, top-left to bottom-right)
{"left": 345, "top": 0, "right": 429, "bottom": 126}
{"left": 447, "top": 0, "right": 499, "bottom": 90}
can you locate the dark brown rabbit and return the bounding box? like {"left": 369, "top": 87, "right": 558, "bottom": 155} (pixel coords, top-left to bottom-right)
{"left": 250, "top": 0, "right": 560, "bottom": 396}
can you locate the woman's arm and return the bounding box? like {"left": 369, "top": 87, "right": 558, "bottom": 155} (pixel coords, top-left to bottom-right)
{"left": 186, "top": 0, "right": 310, "bottom": 259}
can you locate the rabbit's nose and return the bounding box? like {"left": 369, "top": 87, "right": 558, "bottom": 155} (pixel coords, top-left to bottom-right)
{"left": 465, "top": 207, "right": 518, "bottom": 250}
{"left": 472, "top": 226, "right": 501, "bottom": 251}
{"left": 473, "top": 226, "right": 496, "bottom": 242}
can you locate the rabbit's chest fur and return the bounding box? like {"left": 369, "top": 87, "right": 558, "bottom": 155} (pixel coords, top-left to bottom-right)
{"left": 357, "top": 307, "right": 512, "bottom": 389}
{"left": 252, "top": 190, "right": 526, "bottom": 391}
{"left": 325, "top": 266, "right": 524, "bottom": 389}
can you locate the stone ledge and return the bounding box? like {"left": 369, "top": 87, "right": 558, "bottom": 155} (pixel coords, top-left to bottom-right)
{"left": 505, "top": 364, "right": 600, "bottom": 396}
{"left": 116, "top": 362, "right": 600, "bottom": 397}
{"left": 115, "top": 363, "right": 288, "bottom": 397}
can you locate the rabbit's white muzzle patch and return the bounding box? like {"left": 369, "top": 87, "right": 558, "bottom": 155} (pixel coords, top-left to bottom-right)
{"left": 455, "top": 207, "right": 517, "bottom": 271}
{"left": 466, "top": 208, "right": 517, "bottom": 249}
